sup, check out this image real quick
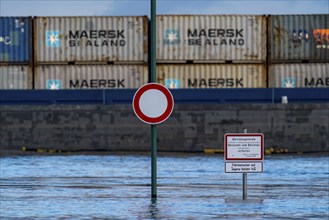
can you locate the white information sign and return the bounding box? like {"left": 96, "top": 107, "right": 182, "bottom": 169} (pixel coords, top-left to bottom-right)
{"left": 224, "top": 133, "right": 264, "bottom": 173}
{"left": 224, "top": 134, "right": 264, "bottom": 161}
{"left": 225, "top": 162, "right": 263, "bottom": 173}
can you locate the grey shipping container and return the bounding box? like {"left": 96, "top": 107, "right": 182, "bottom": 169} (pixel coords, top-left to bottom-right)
{"left": 269, "top": 14, "right": 329, "bottom": 62}
{"left": 0, "top": 17, "right": 32, "bottom": 64}
{"left": 34, "top": 16, "right": 148, "bottom": 64}
{"left": 157, "top": 15, "right": 267, "bottom": 63}
{"left": 34, "top": 65, "right": 148, "bottom": 89}
{"left": 157, "top": 64, "right": 267, "bottom": 88}
{"left": 269, "top": 63, "right": 329, "bottom": 88}
{"left": 0, "top": 65, "right": 32, "bottom": 89}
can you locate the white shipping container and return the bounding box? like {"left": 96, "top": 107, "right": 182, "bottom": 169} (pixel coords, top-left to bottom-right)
{"left": 157, "top": 64, "right": 266, "bottom": 88}
{"left": 0, "top": 65, "right": 32, "bottom": 89}
{"left": 269, "top": 63, "right": 329, "bottom": 88}
{"left": 34, "top": 65, "right": 148, "bottom": 89}
{"left": 34, "top": 16, "right": 148, "bottom": 64}
{"left": 157, "top": 15, "right": 266, "bottom": 63}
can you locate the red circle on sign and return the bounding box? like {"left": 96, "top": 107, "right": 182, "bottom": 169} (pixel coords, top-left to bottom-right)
{"left": 133, "top": 83, "right": 174, "bottom": 124}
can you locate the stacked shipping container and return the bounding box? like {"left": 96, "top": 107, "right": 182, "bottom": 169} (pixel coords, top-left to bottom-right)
{"left": 34, "top": 65, "right": 148, "bottom": 89}
{"left": 33, "top": 16, "right": 148, "bottom": 89}
{"left": 156, "top": 15, "right": 267, "bottom": 88}
{"left": 157, "top": 15, "right": 267, "bottom": 63}
{"left": 268, "top": 14, "right": 329, "bottom": 88}
{"left": 0, "top": 65, "right": 32, "bottom": 89}
{"left": 0, "top": 17, "right": 33, "bottom": 89}
{"left": 157, "top": 64, "right": 267, "bottom": 88}
{"left": 269, "top": 63, "right": 328, "bottom": 88}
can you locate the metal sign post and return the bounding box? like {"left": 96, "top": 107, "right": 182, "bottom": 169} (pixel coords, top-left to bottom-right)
{"left": 243, "top": 128, "right": 247, "bottom": 200}
{"left": 133, "top": 83, "right": 174, "bottom": 199}
{"left": 133, "top": 84, "right": 174, "bottom": 200}
{"left": 151, "top": 123, "right": 157, "bottom": 198}
{"left": 243, "top": 172, "right": 247, "bottom": 200}
{"left": 150, "top": 0, "right": 157, "bottom": 199}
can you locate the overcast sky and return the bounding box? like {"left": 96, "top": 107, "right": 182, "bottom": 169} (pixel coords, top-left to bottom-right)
{"left": 0, "top": 0, "right": 328, "bottom": 16}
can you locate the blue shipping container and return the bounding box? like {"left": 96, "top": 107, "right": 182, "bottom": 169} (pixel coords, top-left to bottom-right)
{"left": 0, "top": 17, "right": 32, "bottom": 63}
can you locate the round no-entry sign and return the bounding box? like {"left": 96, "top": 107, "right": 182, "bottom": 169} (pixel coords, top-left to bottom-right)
{"left": 133, "top": 83, "right": 174, "bottom": 124}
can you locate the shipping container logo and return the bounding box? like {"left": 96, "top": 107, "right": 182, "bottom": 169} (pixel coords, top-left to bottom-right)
{"left": 281, "top": 77, "right": 296, "bottom": 88}
{"left": 0, "top": 36, "right": 11, "bottom": 45}
{"left": 187, "top": 29, "right": 245, "bottom": 46}
{"left": 313, "top": 29, "right": 329, "bottom": 49}
{"left": 46, "top": 31, "right": 61, "bottom": 47}
{"left": 15, "top": 19, "right": 25, "bottom": 32}
{"left": 292, "top": 30, "right": 311, "bottom": 43}
{"left": 165, "top": 79, "right": 180, "bottom": 89}
{"left": 46, "top": 79, "right": 61, "bottom": 90}
{"left": 163, "top": 29, "right": 180, "bottom": 45}
{"left": 292, "top": 29, "right": 329, "bottom": 49}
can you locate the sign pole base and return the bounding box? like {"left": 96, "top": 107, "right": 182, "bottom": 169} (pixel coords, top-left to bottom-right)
{"left": 243, "top": 173, "right": 247, "bottom": 200}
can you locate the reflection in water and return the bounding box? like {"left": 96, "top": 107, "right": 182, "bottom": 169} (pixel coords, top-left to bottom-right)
{"left": 0, "top": 154, "right": 328, "bottom": 219}
{"left": 149, "top": 199, "right": 159, "bottom": 219}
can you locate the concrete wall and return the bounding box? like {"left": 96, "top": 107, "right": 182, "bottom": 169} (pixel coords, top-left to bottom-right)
{"left": 0, "top": 104, "right": 328, "bottom": 153}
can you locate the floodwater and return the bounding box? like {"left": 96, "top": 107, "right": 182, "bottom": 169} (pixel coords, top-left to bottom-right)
{"left": 0, "top": 153, "right": 328, "bottom": 219}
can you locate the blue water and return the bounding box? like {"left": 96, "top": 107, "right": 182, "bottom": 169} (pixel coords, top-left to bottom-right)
{"left": 1, "top": 154, "right": 328, "bottom": 219}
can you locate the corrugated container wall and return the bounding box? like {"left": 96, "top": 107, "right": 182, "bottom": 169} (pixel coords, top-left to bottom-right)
{"left": 34, "top": 65, "right": 148, "bottom": 89}
{"left": 157, "top": 64, "right": 267, "bottom": 88}
{"left": 157, "top": 15, "right": 267, "bottom": 63}
{"left": 269, "top": 14, "right": 329, "bottom": 62}
{"left": 0, "top": 65, "right": 33, "bottom": 89}
{"left": 0, "top": 17, "right": 32, "bottom": 63}
{"left": 34, "top": 16, "right": 148, "bottom": 64}
{"left": 269, "top": 63, "right": 329, "bottom": 88}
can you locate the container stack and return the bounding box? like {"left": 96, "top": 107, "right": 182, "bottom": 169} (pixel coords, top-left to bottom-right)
{"left": 0, "top": 17, "right": 33, "bottom": 89}
{"left": 33, "top": 16, "right": 149, "bottom": 89}
{"left": 156, "top": 15, "right": 267, "bottom": 88}
{"left": 1, "top": 14, "right": 327, "bottom": 90}
{"left": 268, "top": 14, "right": 329, "bottom": 88}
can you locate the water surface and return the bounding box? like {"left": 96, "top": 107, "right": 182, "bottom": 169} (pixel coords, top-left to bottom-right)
{"left": 1, "top": 154, "right": 328, "bottom": 219}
